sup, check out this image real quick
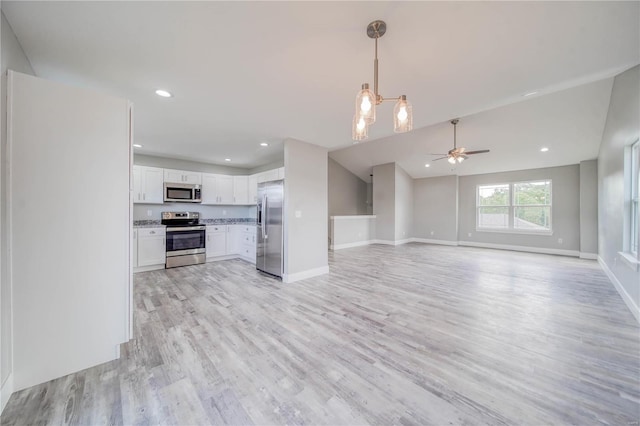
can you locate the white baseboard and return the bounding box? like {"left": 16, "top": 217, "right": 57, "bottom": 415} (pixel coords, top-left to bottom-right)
{"left": 1, "top": 373, "right": 13, "bottom": 413}
{"left": 283, "top": 265, "right": 329, "bottom": 283}
{"left": 330, "top": 240, "right": 374, "bottom": 250}
{"left": 371, "top": 239, "right": 411, "bottom": 246}
{"left": 206, "top": 254, "right": 238, "bottom": 262}
{"left": 133, "top": 264, "right": 165, "bottom": 273}
{"left": 458, "top": 241, "right": 579, "bottom": 257}
{"left": 598, "top": 256, "right": 640, "bottom": 324}
{"left": 411, "top": 238, "right": 459, "bottom": 246}
{"left": 579, "top": 252, "right": 598, "bottom": 260}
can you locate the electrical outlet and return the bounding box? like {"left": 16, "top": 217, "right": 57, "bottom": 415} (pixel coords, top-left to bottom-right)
{"left": 403, "top": 231, "right": 406, "bottom": 236}
{"left": 147, "top": 210, "right": 152, "bottom": 217}
{"left": 468, "top": 233, "right": 472, "bottom": 237}
{"left": 295, "top": 210, "right": 302, "bottom": 218}
{"left": 358, "top": 232, "right": 362, "bottom": 237}
{"left": 558, "top": 238, "right": 563, "bottom": 244}
{"left": 223, "top": 210, "right": 227, "bottom": 215}
{"left": 430, "top": 231, "right": 434, "bottom": 236}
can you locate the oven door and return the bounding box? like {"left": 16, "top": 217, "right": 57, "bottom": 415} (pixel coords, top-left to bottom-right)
{"left": 166, "top": 226, "right": 206, "bottom": 256}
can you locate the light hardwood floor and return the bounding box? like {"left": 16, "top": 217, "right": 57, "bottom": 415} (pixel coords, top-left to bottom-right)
{"left": 2, "top": 244, "right": 639, "bottom": 425}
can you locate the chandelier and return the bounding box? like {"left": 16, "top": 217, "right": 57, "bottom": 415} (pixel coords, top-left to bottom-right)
{"left": 353, "top": 20, "right": 413, "bottom": 141}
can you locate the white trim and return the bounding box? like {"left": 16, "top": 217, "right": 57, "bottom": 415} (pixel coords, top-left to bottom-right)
{"left": 599, "top": 256, "right": 640, "bottom": 324}
{"left": 330, "top": 240, "right": 374, "bottom": 250}
{"left": 330, "top": 215, "right": 376, "bottom": 220}
{"left": 475, "top": 228, "right": 553, "bottom": 236}
{"left": 458, "top": 241, "right": 579, "bottom": 257}
{"left": 618, "top": 251, "right": 640, "bottom": 272}
{"left": 371, "top": 239, "right": 411, "bottom": 246}
{"left": 1, "top": 373, "right": 13, "bottom": 413}
{"left": 282, "top": 265, "right": 329, "bottom": 283}
{"left": 133, "top": 264, "right": 165, "bottom": 273}
{"left": 411, "top": 238, "right": 459, "bottom": 246}
{"left": 579, "top": 252, "right": 598, "bottom": 260}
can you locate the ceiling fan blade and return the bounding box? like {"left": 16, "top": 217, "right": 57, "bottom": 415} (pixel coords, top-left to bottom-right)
{"left": 432, "top": 156, "right": 449, "bottom": 161}
{"left": 428, "top": 153, "right": 448, "bottom": 156}
{"left": 465, "top": 149, "right": 490, "bottom": 155}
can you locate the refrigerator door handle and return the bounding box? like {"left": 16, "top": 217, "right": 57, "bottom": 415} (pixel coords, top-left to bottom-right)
{"left": 261, "top": 194, "right": 267, "bottom": 239}
{"left": 263, "top": 195, "right": 268, "bottom": 239}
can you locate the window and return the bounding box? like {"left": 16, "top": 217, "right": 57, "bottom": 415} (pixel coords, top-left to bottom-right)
{"left": 477, "top": 180, "right": 552, "bottom": 233}
{"left": 630, "top": 140, "right": 639, "bottom": 255}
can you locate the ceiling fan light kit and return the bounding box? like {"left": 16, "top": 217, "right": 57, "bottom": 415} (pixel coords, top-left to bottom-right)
{"left": 352, "top": 20, "right": 413, "bottom": 141}
{"left": 431, "top": 119, "right": 490, "bottom": 164}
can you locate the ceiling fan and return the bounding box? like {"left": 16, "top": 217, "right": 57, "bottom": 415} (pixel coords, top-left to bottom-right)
{"left": 431, "top": 119, "right": 490, "bottom": 164}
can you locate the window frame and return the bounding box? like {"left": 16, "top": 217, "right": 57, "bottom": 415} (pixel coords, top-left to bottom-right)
{"left": 476, "top": 179, "right": 553, "bottom": 235}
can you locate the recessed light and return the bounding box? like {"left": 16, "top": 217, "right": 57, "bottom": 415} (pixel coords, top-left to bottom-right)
{"left": 155, "top": 89, "right": 172, "bottom": 98}
{"left": 224, "top": 158, "right": 231, "bottom": 162}
{"left": 523, "top": 91, "right": 538, "bottom": 97}
{"left": 424, "top": 163, "right": 430, "bottom": 168}
{"left": 133, "top": 144, "right": 142, "bottom": 148}
{"left": 260, "top": 142, "right": 269, "bottom": 147}
{"left": 540, "top": 147, "right": 549, "bottom": 152}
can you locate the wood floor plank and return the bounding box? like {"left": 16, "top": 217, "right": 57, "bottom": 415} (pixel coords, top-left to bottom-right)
{"left": 2, "top": 244, "right": 639, "bottom": 425}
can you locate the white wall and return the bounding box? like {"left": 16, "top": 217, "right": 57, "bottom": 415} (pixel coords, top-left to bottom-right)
{"left": 458, "top": 165, "right": 580, "bottom": 253}
{"left": 0, "top": 10, "right": 35, "bottom": 404}
{"left": 330, "top": 216, "right": 376, "bottom": 249}
{"left": 372, "top": 163, "right": 396, "bottom": 242}
{"left": 413, "top": 175, "right": 459, "bottom": 242}
{"left": 283, "top": 138, "right": 328, "bottom": 281}
{"left": 579, "top": 159, "right": 598, "bottom": 256}
{"left": 597, "top": 65, "right": 639, "bottom": 320}
{"left": 328, "top": 158, "right": 368, "bottom": 216}
{"left": 9, "top": 72, "right": 130, "bottom": 391}
{"left": 394, "top": 164, "right": 413, "bottom": 241}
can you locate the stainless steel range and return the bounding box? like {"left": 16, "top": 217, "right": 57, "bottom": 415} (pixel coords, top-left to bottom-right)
{"left": 161, "top": 212, "right": 206, "bottom": 268}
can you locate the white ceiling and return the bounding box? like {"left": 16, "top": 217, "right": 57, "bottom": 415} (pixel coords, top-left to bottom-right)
{"left": 2, "top": 1, "right": 639, "bottom": 171}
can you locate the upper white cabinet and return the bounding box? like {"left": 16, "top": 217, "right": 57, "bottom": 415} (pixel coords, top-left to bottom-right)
{"left": 233, "top": 176, "right": 249, "bottom": 204}
{"left": 202, "top": 173, "right": 234, "bottom": 204}
{"left": 257, "top": 169, "right": 279, "bottom": 183}
{"left": 248, "top": 174, "right": 258, "bottom": 204}
{"left": 133, "top": 165, "right": 164, "bottom": 204}
{"left": 278, "top": 167, "right": 285, "bottom": 180}
{"left": 164, "top": 168, "right": 202, "bottom": 185}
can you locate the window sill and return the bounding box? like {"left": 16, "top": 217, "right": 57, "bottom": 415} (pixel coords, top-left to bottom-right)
{"left": 476, "top": 228, "right": 553, "bottom": 236}
{"left": 618, "top": 252, "right": 640, "bottom": 272}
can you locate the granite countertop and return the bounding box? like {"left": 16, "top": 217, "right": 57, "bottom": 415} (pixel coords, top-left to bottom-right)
{"left": 133, "top": 218, "right": 256, "bottom": 228}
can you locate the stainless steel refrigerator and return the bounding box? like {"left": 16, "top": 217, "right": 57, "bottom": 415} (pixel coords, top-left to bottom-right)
{"left": 256, "top": 179, "right": 284, "bottom": 277}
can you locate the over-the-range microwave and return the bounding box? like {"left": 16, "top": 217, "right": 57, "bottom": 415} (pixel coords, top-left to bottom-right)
{"left": 164, "top": 182, "right": 202, "bottom": 203}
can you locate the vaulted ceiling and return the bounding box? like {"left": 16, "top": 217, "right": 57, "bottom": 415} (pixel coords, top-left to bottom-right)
{"left": 3, "top": 1, "right": 639, "bottom": 175}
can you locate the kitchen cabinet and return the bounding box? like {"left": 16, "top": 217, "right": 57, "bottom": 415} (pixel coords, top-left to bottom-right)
{"left": 239, "top": 225, "right": 257, "bottom": 263}
{"left": 137, "top": 227, "right": 166, "bottom": 266}
{"left": 257, "top": 169, "right": 279, "bottom": 184}
{"left": 164, "top": 168, "right": 202, "bottom": 185}
{"left": 202, "top": 173, "right": 234, "bottom": 204}
{"left": 233, "top": 175, "right": 249, "bottom": 204}
{"left": 206, "top": 225, "right": 227, "bottom": 257}
{"left": 133, "top": 165, "right": 164, "bottom": 204}
{"left": 248, "top": 174, "right": 258, "bottom": 204}
{"left": 226, "top": 225, "right": 241, "bottom": 254}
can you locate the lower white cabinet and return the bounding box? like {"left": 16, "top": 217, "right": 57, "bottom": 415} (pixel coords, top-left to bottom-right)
{"left": 137, "top": 227, "right": 166, "bottom": 267}
{"left": 206, "top": 225, "right": 227, "bottom": 258}
{"left": 205, "top": 224, "right": 256, "bottom": 264}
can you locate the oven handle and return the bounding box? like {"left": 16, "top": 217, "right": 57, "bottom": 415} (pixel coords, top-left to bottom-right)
{"left": 166, "top": 226, "right": 206, "bottom": 232}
